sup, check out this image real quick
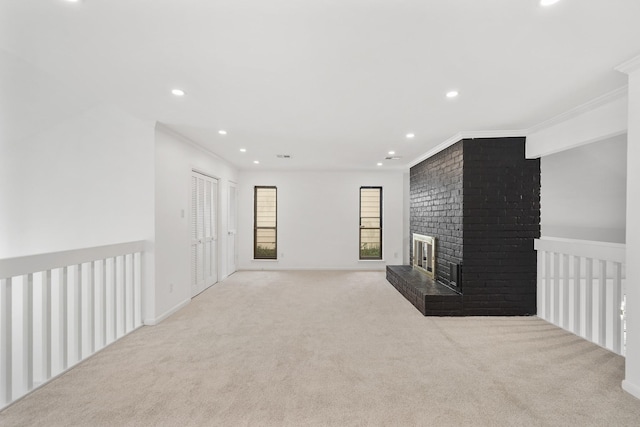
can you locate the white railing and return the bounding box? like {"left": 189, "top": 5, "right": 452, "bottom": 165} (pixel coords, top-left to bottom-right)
{"left": 0, "top": 241, "right": 146, "bottom": 410}
{"left": 535, "top": 237, "right": 626, "bottom": 355}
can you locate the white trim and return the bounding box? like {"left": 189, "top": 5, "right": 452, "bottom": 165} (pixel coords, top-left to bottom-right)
{"left": 143, "top": 298, "right": 190, "bottom": 326}
{"left": 408, "top": 130, "right": 526, "bottom": 168}
{"left": 191, "top": 168, "right": 220, "bottom": 181}
{"left": 237, "top": 266, "right": 387, "bottom": 271}
{"left": 616, "top": 54, "right": 640, "bottom": 75}
{"left": 622, "top": 379, "right": 640, "bottom": 400}
{"left": 527, "top": 87, "right": 628, "bottom": 134}
{"left": 156, "top": 122, "right": 231, "bottom": 164}
{"left": 534, "top": 237, "right": 625, "bottom": 264}
{"left": 525, "top": 93, "right": 628, "bottom": 159}
{"left": 0, "top": 241, "right": 149, "bottom": 279}
{"left": 527, "top": 129, "right": 627, "bottom": 159}
{"left": 408, "top": 133, "right": 462, "bottom": 168}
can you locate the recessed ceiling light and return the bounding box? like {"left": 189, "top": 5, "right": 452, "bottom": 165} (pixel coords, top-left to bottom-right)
{"left": 406, "top": 133, "right": 415, "bottom": 139}
{"left": 377, "top": 162, "right": 383, "bottom": 166}
{"left": 171, "top": 89, "right": 185, "bottom": 96}
{"left": 388, "top": 151, "right": 395, "bottom": 155}
{"left": 540, "top": 0, "right": 560, "bottom": 6}
{"left": 65, "top": 0, "right": 81, "bottom": 3}
{"left": 218, "top": 130, "right": 227, "bottom": 135}
{"left": 446, "top": 90, "right": 459, "bottom": 98}
{"left": 240, "top": 148, "right": 247, "bottom": 153}
{"left": 253, "top": 160, "right": 260, "bottom": 164}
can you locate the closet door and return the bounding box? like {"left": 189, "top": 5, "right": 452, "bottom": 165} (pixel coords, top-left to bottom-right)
{"left": 191, "top": 172, "right": 218, "bottom": 297}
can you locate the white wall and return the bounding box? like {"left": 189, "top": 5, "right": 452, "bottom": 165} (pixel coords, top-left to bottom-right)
{"left": 153, "top": 126, "right": 238, "bottom": 324}
{"left": 237, "top": 170, "right": 405, "bottom": 270}
{"left": 0, "top": 101, "right": 157, "bottom": 320}
{"left": 541, "top": 134, "right": 627, "bottom": 243}
{"left": 403, "top": 172, "right": 411, "bottom": 265}
{"left": 0, "top": 103, "right": 155, "bottom": 258}
{"left": 0, "top": 51, "right": 156, "bottom": 258}
{"left": 619, "top": 57, "right": 640, "bottom": 400}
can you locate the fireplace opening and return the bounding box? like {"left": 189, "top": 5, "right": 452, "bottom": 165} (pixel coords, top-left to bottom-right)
{"left": 412, "top": 233, "right": 435, "bottom": 279}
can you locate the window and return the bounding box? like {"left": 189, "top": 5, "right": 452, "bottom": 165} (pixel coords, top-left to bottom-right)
{"left": 359, "top": 186, "right": 382, "bottom": 260}
{"left": 254, "top": 186, "right": 277, "bottom": 259}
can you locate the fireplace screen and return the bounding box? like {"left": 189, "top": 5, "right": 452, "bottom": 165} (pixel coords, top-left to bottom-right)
{"left": 413, "top": 234, "right": 435, "bottom": 279}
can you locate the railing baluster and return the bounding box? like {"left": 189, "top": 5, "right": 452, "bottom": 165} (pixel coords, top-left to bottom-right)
{"left": 98, "top": 259, "right": 107, "bottom": 348}
{"left": 125, "top": 254, "right": 133, "bottom": 333}
{"left": 562, "top": 254, "right": 569, "bottom": 329}
{"left": 612, "top": 262, "right": 622, "bottom": 355}
{"left": 544, "top": 251, "right": 551, "bottom": 321}
{"left": 106, "top": 257, "right": 115, "bottom": 344}
{"left": 536, "top": 249, "right": 544, "bottom": 318}
{"left": 112, "top": 256, "right": 118, "bottom": 342}
{"left": 74, "top": 264, "right": 82, "bottom": 363}
{"left": 116, "top": 256, "right": 124, "bottom": 339}
{"left": 585, "top": 258, "right": 594, "bottom": 341}
{"left": 1, "top": 278, "right": 12, "bottom": 405}
{"left": 553, "top": 253, "right": 560, "bottom": 325}
{"left": 134, "top": 252, "right": 142, "bottom": 328}
{"left": 23, "top": 274, "right": 34, "bottom": 392}
{"left": 42, "top": 270, "right": 52, "bottom": 381}
{"left": 88, "top": 262, "right": 95, "bottom": 354}
{"left": 620, "top": 265, "right": 627, "bottom": 356}
{"left": 573, "top": 256, "right": 581, "bottom": 337}
{"left": 58, "top": 267, "right": 68, "bottom": 371}
{"left": 598, "top": 260, "right": 607, "bottom": 347}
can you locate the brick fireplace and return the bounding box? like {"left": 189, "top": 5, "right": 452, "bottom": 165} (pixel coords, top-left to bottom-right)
{"left": 387, "top": 137, "right": 540, "bottom": 316}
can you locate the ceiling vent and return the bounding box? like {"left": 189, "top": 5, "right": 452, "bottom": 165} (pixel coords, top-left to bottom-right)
{"left": 385, "top": 156, "right": 402, "bottom": 160}
{"left": 276, "top": 154, "right": 292, "bottom": 159}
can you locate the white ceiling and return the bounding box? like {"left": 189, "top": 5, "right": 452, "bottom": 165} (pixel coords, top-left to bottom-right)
{"left": 2, "top": 0, "right": 640, "bottom": 171}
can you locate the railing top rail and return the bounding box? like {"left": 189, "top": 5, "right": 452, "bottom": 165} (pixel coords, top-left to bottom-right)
{"left": 0, "top": 240, "right": 149, "bottom": 279}
{"left": 534, "top": 237, "right": 625, "bottom": 263}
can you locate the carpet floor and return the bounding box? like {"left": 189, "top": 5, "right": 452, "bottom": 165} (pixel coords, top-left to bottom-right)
{"left": 1, "top": 270, "right": 639, "bottom": 426}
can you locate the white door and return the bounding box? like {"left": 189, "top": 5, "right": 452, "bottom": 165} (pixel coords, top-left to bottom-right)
{"left": 191, "top": 171, "right": 218, "bottom": 297}
{"left": 228, "top": 182, "right": 238, "bottom": 274}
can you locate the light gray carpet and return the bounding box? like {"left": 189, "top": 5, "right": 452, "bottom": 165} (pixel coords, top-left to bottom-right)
{"left": 1, "top": 270, "right": 639, "bottom": 426}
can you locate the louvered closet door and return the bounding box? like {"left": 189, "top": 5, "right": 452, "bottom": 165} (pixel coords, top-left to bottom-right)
{"left": 191, "top": 172, "right": 218, "bottom": 297}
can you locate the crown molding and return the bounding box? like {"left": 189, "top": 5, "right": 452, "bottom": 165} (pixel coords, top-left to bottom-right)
{"left": 526, "top": 86, "right": 628, "bottom": 134}
{"left": 458, "top": 130, "right": 527, "bottom": 140}
{"left": 155, "top": 122, "right": 231, "bottom": 165}
{"left": 615, "top": 54, "right": 640, "bottom": 74}
{"left": 407, "top": 132, "right": 462, "bottom": 168}
{"left": 408, "top": 130, "right": 526, "bottom": 168}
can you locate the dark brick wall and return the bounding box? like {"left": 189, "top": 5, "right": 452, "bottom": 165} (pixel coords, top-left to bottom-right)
{"left": 408, "top": 137, "right": 540, "bottom": 316}
{"left": 461, "top": 137, "right": 540, "bottom": 315}
{"left": 409, "top": 141, "right": 463, "bottom": 285}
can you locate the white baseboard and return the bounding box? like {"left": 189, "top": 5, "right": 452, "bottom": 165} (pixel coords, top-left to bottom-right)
{"left": 237, "top": 266, "right": 387, "bottom": 272}
{"left": 144, "top": 298, "right": 190, "bottom": 326}
{"left": 622, "top": 379, "right": 640, "bottom": 400}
